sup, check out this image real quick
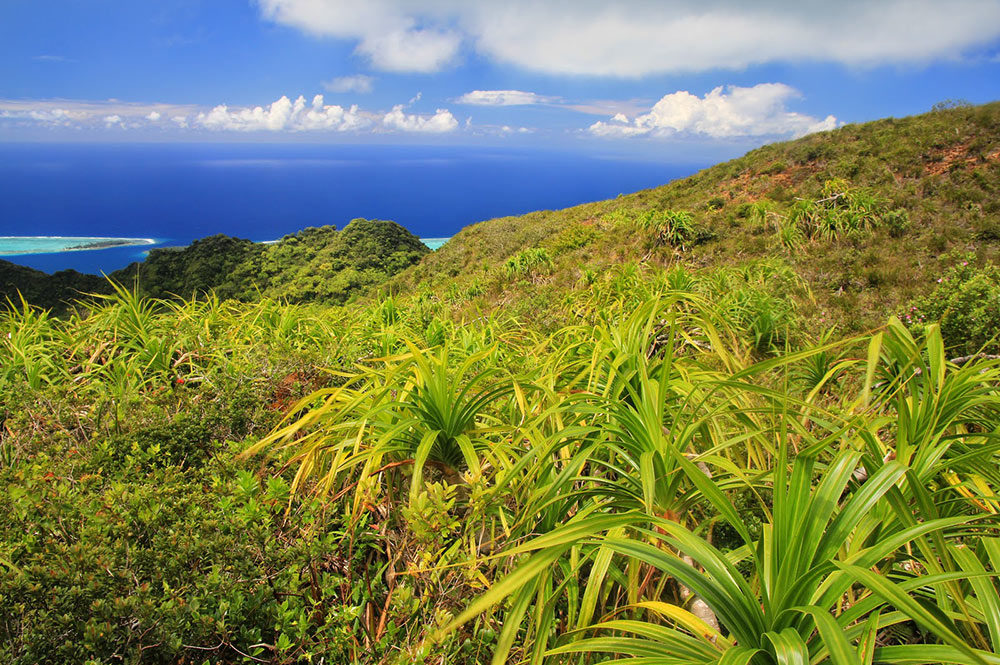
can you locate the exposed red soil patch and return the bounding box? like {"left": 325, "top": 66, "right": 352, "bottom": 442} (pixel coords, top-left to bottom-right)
{"left": 717, "top": 164, "right": 811, "bottom": 203}
{"left": 924, "top": 140, "right": 1000, "bottom": 176}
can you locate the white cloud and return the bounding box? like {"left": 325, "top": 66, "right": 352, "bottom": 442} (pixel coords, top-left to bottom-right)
{"left": 323, "top": 74, "right": 375, "bottom": 94}
{"left": 456, "top": 90, "right": 555, "bottom": 106}
{"left": 258, "top": 0, "right": 1000, "bottom": 76}
{"left": 588, "top": 84, "right": 837, "bottom": 139}
{"left": 382, "top": 105, "right": 458, "bottom": 133}
{"left": 196, "top": 95, "right": 371, "bottom": 132}
{"left": 357, "top": 28, "right": 460, "bottom": 72}
{"left": 0, "top": 95, "right": 458, "bottom": 135}
{"left": 257, "top": 0, "right": 460, "bottom": 72}
{"left": 0, "top": 100, "right": 193, "bottom": 128}
{"left": 16, "top": 108, "right": 89, "bottom": 125}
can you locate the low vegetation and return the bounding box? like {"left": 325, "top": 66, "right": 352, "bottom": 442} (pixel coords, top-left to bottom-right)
{"left": 395, "top": 101, "right": 1000, "bottom": 336}
{"left": 2, "top": 102, "right": 1000, "bottom": 664}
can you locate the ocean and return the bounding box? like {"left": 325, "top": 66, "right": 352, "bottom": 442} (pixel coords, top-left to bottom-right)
{"left": 0, "top": 143, "right": 700, "bottom": 274}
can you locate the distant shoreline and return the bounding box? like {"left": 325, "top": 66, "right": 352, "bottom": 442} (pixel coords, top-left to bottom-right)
{"left": 420, "top": 237, "right": 449, "bottom": 251}
{"left": 0, "top": 236, "right": 157, "bottom": 256}
{"left": 0, "top": 234, "right": 447, "bottom": 262}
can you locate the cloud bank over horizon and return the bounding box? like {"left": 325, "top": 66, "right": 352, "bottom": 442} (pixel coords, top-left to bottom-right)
{"left": 0, "top": 83, "right": 838, "bottom": 142}
{"left": 0, "top": 95, "right": 460, "bottom": 135}
{"left": 257, "top": 0, "right": 1000, "bottom": 76}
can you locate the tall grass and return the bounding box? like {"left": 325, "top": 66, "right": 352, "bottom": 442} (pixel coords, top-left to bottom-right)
{"left": 244, "top": 284, "right": 1000, "bottom": 663}
{"left": 5, "top": 282, "right": 1000, "bottom": 663}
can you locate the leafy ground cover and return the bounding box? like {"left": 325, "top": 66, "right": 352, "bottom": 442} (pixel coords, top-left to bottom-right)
{"left": 3, "top": 102, "right": 1000, "bottom": 663}
{"left": 3, "top": 266, "right": 1000, "bottom": 663}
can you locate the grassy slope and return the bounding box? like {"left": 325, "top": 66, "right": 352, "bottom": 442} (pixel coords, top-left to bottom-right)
{"left": 395, "top": 102, "right": 1000, "bottom": 333}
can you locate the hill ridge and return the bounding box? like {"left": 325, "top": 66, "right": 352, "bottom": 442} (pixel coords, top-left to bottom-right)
{"left": 394, "top": 101, "right": 1000, "bottom": 334}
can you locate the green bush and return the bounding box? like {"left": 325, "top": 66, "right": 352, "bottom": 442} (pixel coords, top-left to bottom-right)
{"left": 502, "top": 248, "right": 553, "bottom": 279}
{"left": 0, "top": 456, "right": 382, "bottom": 664}
{"left": 546, "top": 223, "right": 598, "bottom": 254}
{"left": 884, "top": 208, "right": 911, "bottom": 237}
{"left": 908, "top": 256, "right": 1000, "bottom": 354}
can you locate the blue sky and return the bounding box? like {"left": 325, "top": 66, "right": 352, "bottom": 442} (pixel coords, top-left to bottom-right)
{"left": 2, "top": 0, "right": 1000, "bottom": 160}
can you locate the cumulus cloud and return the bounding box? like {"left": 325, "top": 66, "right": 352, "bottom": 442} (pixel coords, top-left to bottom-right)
{"left": 146, "top": 111, "right": 162, "bottom": 121}
{"left": 588, "top": 84, "right": 837, "bottom": 139}
{"left": 456, "top": 90, "right": 555, "bottom": 106}
{"left": 258, "top": 0, "right": 1000, "bottom": 76}
{"left": 382, "top": 105, "right": 458, "bottom": 133}
{"left": 196, "top": 94, "right": 373, "bottom": 132}
{"left": 323, "top": 74, "right": 375, "bottom": 94}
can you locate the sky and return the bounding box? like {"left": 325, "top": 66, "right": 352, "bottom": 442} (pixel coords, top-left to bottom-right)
{"left": 2, "top": 0, "right": 1000, "bottom": 160}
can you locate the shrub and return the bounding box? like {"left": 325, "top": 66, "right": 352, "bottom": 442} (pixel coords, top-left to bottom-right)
{"left": 547, "top": 223, "right": 598, "bottom": 254}
{"left": 0, "top": 458, "right": 382, "bottom": 664}
{"left": 973, "top": 217, "right": 1000, "bottom": 242}
{"left": 502, "top": 248, "right": 553, "bottom": 280}
{"left": 639, "top": 210, "right": 699, "bottom": 250}
{"left": 764, "top": 160, "right": 787, "bottom": 175}
{"left": 908, "top": 255, "right": 1000, "bottom": 354}
{"left": 884, "top": 208, "right": 911, "bottom": 237}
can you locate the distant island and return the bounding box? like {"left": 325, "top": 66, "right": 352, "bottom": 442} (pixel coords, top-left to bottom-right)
{"left": 0, "top": 236, "right": 156, "bottom": 256}
{"left": 64, "top": 238, "right": 147, "bottom": 251}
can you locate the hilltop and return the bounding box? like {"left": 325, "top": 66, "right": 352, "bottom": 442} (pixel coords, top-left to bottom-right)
{"left": 0, "top": 218, "right": 429, "bottom": 311}
{"left": 395, "top": 101, "right": 1000, "bottom": 338}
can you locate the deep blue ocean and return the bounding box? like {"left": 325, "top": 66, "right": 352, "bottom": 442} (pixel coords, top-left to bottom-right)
{"left": 0, "top": 143, "right": 700, "bottom": 274}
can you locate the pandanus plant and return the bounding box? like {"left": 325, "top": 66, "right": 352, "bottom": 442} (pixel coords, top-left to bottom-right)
{"left": 445, "top": 442, "right": 997, "bottom": 665}
{"left": 857, "top": 319, "right": 1000, "bottom": 516}
{"left": 0, "top": 295, "right": 67, "bottom": 390}
{"left": 247, "top": 341, "right": 519, "bottom": 510}
{"left": 439, "top": 319, "right": 1000, "bottom": 664}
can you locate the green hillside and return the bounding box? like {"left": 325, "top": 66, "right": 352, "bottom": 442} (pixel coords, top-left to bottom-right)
{"left": 398, "top": 101, "right": 1000, "bottom": 338}
{"left": 0, "top": 261, "right": 110, "bottom": 312}
{"left": 0, "top": 218, "right": 429, "bottom": 311}
{"left": 3, "top": 102, "right": 1000, "bottom": 665}
{"left": 115, "top": 218, "right": 429, "bottom": 304}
